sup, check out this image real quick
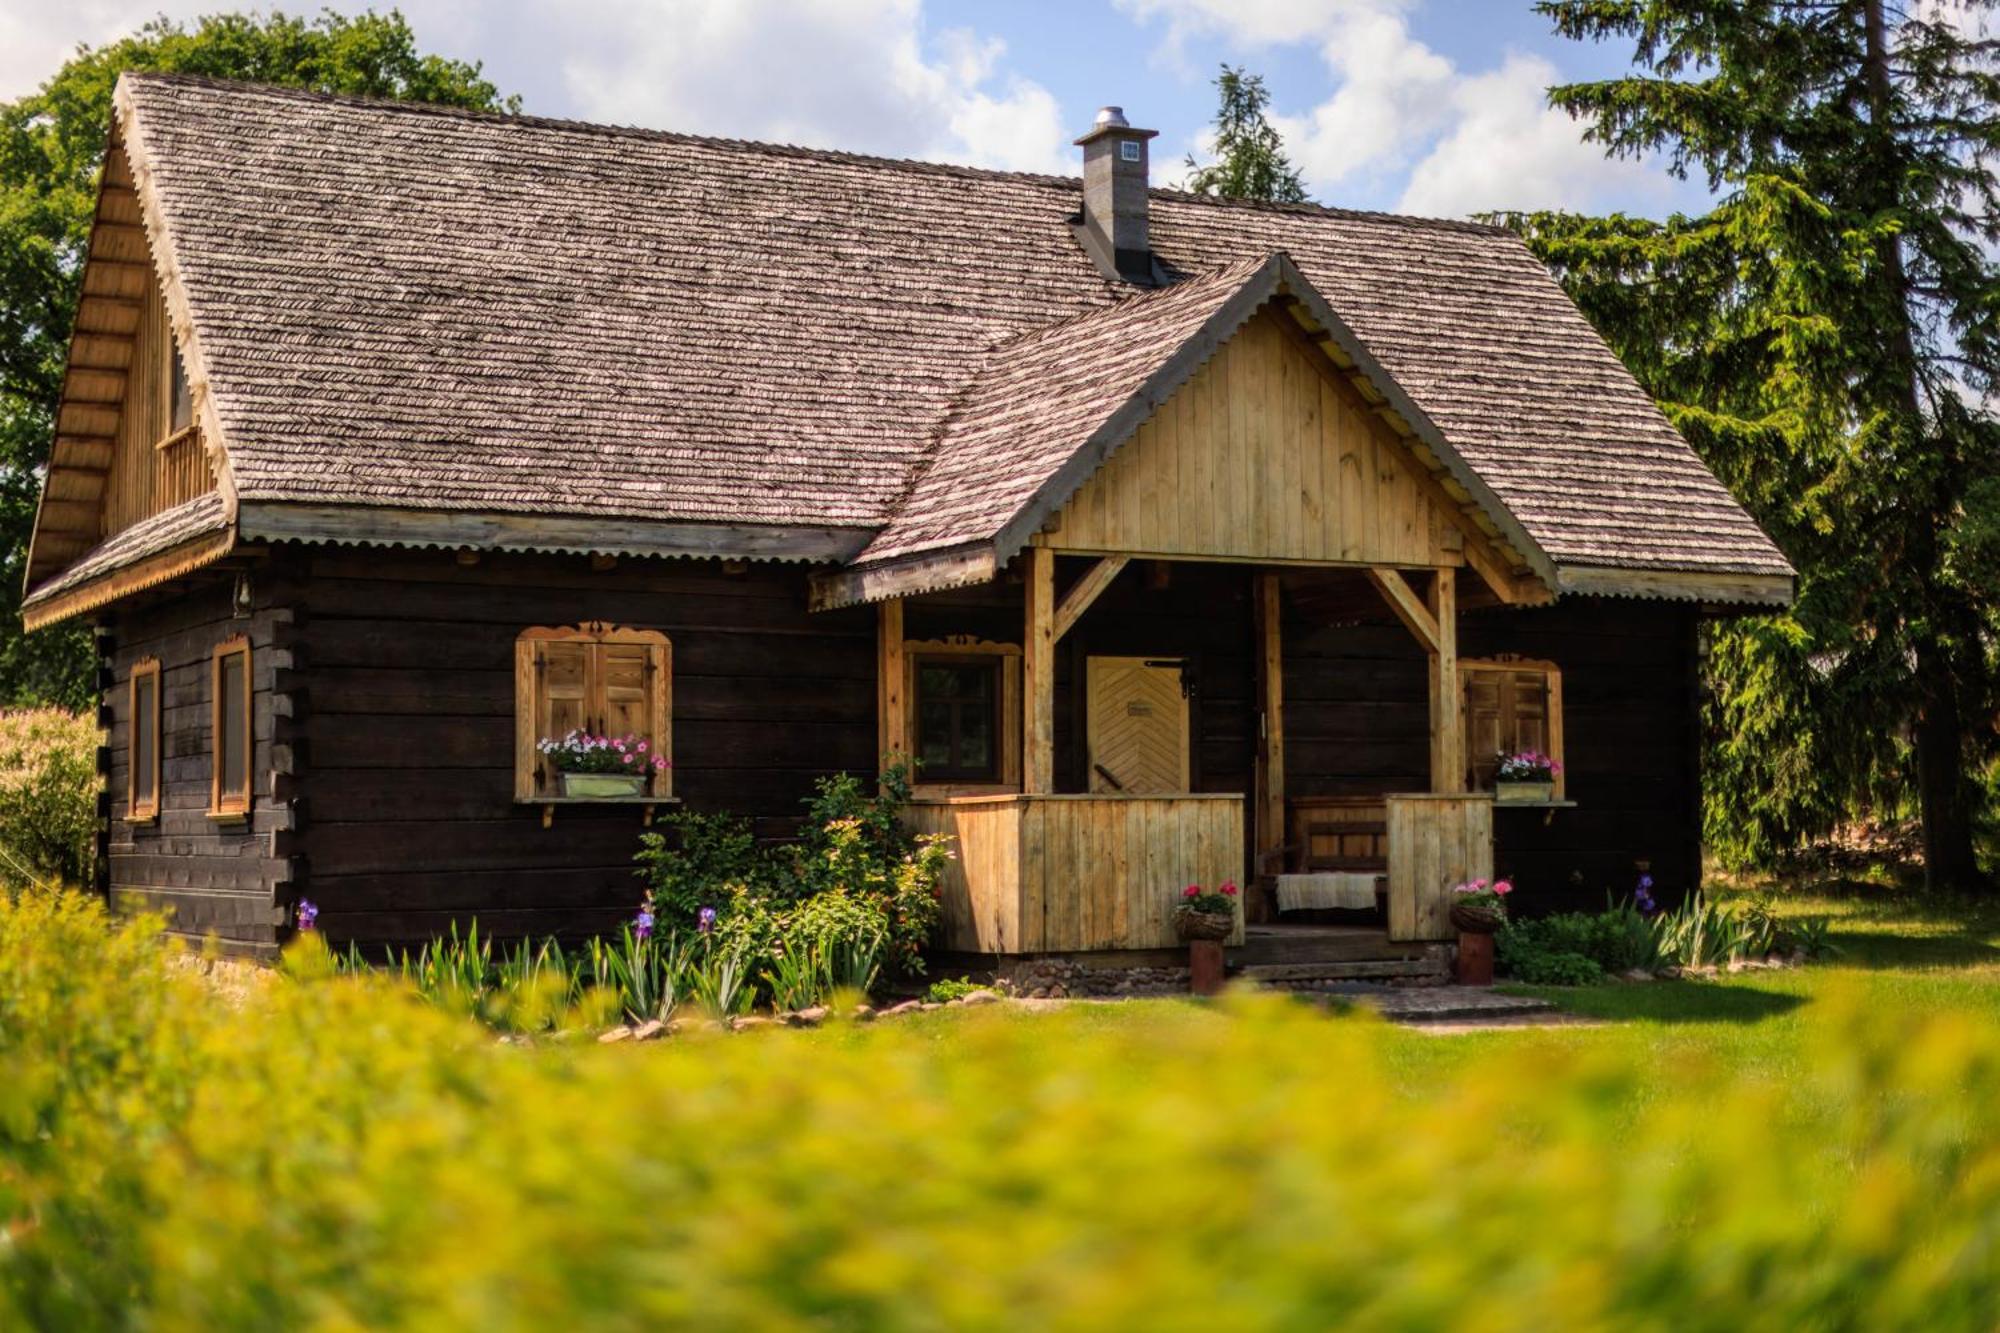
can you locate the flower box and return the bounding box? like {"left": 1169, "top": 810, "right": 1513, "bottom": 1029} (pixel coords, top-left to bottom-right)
{"left": 560, "top": 772, "right": 649, "bottom": 799}
{"left": 1173, "top": 905, "right": 1234, "bottom": 942}
{"left": 1495, "top": 779, "right": 1555, "bottom": 804}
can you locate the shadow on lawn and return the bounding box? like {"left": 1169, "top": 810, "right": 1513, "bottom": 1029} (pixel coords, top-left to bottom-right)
{"left": 1511, "top": 981, "right": 1808, "bottom": 1025}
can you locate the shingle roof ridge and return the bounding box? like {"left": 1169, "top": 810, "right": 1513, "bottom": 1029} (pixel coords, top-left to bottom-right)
{"left": 124, "top": 73, "right": 1513, "bottom": 237}
{"left": 1149, "top": 185, "right": 1515, "bottom": 237}
{"left": 120, "top": 72, "right": 1084, "bottom": 189}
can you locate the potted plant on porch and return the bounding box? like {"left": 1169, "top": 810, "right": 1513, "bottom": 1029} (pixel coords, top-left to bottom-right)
{"left": 1448, "top": 876, "right": 1512, "bottom": 986}
{"left": 538, "top": 730, "right": 669, "bottom": 798}
{"left": 1494, "top": 750, "right": 1560, "bottom": 803}
{"left": 1174, "top": 881, "right": 1238, "bottom": 941}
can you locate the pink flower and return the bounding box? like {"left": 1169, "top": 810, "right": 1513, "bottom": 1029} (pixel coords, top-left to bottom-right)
{"left": 622, "top": 753, "right": 636, "bottom": 765}
{"left": 652, "top": 757, "right": 669, "bottom": 772}
{"left": 1220, "top": 880, "right": 1238, "bottom": 896}
{"left": 1494, "top": 879, "right": 1514, "bottom": 895}
{"left": 637, "top": 740, "right": 648, "bottom": 753}
{"left": 1183, "top": 884, "right": 1201, "bottom": 899}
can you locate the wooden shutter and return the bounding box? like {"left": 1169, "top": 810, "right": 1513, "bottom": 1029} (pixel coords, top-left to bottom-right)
{"left": 515, "top": 625, "right": 672, "bottom": 800}
{"left": 1461, "top": 659, "right": 1564, "bottom": 797}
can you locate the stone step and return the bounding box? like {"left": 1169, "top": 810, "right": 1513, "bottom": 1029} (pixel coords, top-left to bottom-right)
{"left": 1236, "top": 958, "right": 1449, "bottom": 984}
{"left": 1233, "top": 930, "right": 1433, "bottom": 966}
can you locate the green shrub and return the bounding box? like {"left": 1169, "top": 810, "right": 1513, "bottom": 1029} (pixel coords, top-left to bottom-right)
{"left": 1498, "top": 905, "right": 1656, "bottom": 983}
{"left": 925, "top": 975, "right": 985, "bottom": 1003}
{"left": 0, "top": 708, "right": 99, "bottom": 892}
{"left": 5, "top": 891, "right": 2000, "bottom": 1329}
{"left": 634, "top": 810, "right": 759, "bottom": 924}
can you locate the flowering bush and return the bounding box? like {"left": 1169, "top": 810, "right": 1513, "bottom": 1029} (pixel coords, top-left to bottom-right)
{"left": 1495, "top": 750, "right": 1560, "bottom": 782}
{"left": 1179, "top": 880, "right": 1239, "bottom": 915}
{"left": 537, "top": 730, "right": 670, "bottom": 776}
{"left": 0, "top": 707, "right": 99, "bottom": 892}
{"left": 5, "top": 890, "right": 2000, "bottom": 1329}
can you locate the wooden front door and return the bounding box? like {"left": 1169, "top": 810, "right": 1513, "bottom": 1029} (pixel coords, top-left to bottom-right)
{"left": 1086, "top": 657, "right": 1190, "bottom": 794}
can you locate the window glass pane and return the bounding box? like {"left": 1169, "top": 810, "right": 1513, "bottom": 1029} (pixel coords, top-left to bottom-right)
{"left": 133, "top": 674, "right": 157, "bottom": 807}
{"left": 170, "top": 344, "right": 192, "bottom": 433}
{"left": 913, "top": 658, "right": 1002, "bottom": 781}
{"left": 219, "top": 651, "right": 247, "bottom": 798}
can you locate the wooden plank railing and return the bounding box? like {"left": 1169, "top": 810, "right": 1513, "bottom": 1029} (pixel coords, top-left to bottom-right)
{"left": 153, "top": 424, "right": 212, "bottom": 512}
{"left": 905, "top": 794, "right": 1245, "bottom": 953}
{"left": 1385, "top": 793, "right": 1494, "bottom": 941}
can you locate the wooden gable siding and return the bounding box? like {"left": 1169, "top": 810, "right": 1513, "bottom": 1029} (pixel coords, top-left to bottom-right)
{"left": 32, "top": 142, "right": 216, "bottom": 585}
{"left": 1039, "top": 311, "right": 1457, "bottom": 568}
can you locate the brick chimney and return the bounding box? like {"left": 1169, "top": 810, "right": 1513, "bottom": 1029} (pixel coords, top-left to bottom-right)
{"left": 1074, "top": 106, "right": 1159, "bottom": 284}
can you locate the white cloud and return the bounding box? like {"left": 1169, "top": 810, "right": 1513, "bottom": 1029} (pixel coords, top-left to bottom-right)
{"left": 557, "top": 0, "right": 1069, "bottom": 174}
{"left": 0, "top": 0, "right": 208, "bottom": 101}
{"left": 1119, "top": 0, "right": 1677, "bottom": 218}
{"left": 1396, "top": 52, "right": 1666, "bottom": 218}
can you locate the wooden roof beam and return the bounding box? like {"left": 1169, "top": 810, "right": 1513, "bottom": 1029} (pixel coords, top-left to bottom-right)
{"left": 1366, "top": 568, "right": 1439, "bottom": 652}
{"left": 1052, "top": 555, "right": 1128, "bottom": 640}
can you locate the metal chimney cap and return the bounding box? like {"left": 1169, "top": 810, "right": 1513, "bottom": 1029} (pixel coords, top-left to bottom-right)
{"left": 1094, "top": 106, "right": 1130, "bottom": 129}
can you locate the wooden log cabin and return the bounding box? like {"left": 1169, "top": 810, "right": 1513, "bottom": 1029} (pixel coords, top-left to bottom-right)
{"left": 24, "top": 78, "right": 1794, "bottom": 959}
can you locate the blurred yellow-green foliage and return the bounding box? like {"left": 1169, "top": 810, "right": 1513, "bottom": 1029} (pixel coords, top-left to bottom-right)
{"left": 0, "top": 708, "right": 98, "bottom": 891}
{"left": 2, "top": 890, "right": 1997, "bottom": 1330}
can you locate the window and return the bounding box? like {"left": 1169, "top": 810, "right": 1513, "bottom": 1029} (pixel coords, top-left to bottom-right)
{"left": 210, "top": 636, "right": 251, "bottom": 817}
{"left": 129, "top": 657, "right": 161, "bottom": 822}
{"left": 515, "top": 624, "right": 672, "bottom": 799}
{"left": 901, "top": 638, "right": 1021, "bottom": 791}
{"left": 1462, "top": 657, "right": 1564, "bottom": 796}
{"left": 169, "top": 340, "right": 193, "bottom": 434}
{"left": 915, "top": 656, "right": 1002, "bottom": 782}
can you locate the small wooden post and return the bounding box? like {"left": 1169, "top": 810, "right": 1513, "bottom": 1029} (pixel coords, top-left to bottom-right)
{"left": 1188, "top": 939, "right": 1226, "bottom": 996}
{"left": 1428, "top": 568, "right": 1462, "bottom": 794}
{"left": 877, "top": 599, "right": 907, "bottom": 776}
{"left": 1023, "top": 546, "right": 1055, "bottom": 794}
{"left": 1456, "top": 932, "right": 1494, "bottom": 986}
{"left": 1252, "top": 571, "right": 1285, "bottom": 922}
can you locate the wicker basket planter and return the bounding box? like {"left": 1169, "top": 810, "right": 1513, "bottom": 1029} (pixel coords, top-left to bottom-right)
{"left": 1449, "top": 900, "right": 1507, "bottom": 934}
{"left": 1495, "top": 779, "right": 1555, "bottom": 804}
{"left": 559, "top": 772, "right": 649, "bottom": 799}
{"left": 1173, "top": 906, "right": 1234, "bottom": 942}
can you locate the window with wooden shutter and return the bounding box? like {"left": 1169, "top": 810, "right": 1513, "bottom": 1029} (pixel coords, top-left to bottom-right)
{"left": 515, "top": 624, "right": 672, "bottom": 800}
{"left": 209, "top": 636, "right": 252, "bottom": 817}
{"left": 1462, "top": 658, "right": 1564, "bottom": 797}
{"left": 129, "top": 657, "right": 161, "bottom": 822}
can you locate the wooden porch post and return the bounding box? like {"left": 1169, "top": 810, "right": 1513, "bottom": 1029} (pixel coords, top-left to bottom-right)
{"left": 1254, "top": 572, "right": 1285, "bottom": 902}
{"left": 1023, "top": 546, "right": 1055, "bottom": 793}
{"left": 1428, "top": 568, "right": 1462, "bottom": 793}
{"left": 877, "top": 599, "right": 907, "bottom": 776}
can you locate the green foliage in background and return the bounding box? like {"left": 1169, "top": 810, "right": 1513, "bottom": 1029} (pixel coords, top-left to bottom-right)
{"left": 1500, "top": 1, "right": 2000, "bottom": 887}
{"left": 0, "top": 707, "right": 96, "bottom": 890}
{"left": 3, "top": 890, "right": 1998, "bottom": 1328}
{"left": 0, "top": 10, "right": 514, "bottom": 705}
{"left": 1182, "top": 65, "right": 1308, "bottom": 203}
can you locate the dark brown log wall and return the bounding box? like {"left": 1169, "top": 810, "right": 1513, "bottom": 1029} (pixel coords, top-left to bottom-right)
{"left": 292, "top": 548, "right": 876, "bottom": 944}
{"left": 102, "top": 567, "right": 297, "bottom": 952}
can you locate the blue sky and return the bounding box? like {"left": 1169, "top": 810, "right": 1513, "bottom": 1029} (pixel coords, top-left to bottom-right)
{"left": 1, "top": 0, "right": 1714, "bottom": 220}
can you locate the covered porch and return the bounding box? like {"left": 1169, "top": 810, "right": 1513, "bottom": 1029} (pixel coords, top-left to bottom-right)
{"left": 890, "top": 554, "right": 1508, "bottom": 957}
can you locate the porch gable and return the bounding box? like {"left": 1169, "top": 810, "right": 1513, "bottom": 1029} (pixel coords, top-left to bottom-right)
{"left": 1036, "top": 308, "right": 1463, "bottom": 571}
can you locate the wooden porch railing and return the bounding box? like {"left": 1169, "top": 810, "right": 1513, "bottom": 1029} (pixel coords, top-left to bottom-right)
{"left": 1385, "top": 793, "right": 1494, "bottom": 941}
{"left": 905, "top": 794, "right": 1245, "bottom": 954}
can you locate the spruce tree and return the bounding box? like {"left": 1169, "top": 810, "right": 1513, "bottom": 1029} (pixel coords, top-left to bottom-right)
{"left": 1183, "top": 66, "right": 1309, "bottom": 203}
{"left": 1503, "top": 1, "right": 2000, "bottom": 889}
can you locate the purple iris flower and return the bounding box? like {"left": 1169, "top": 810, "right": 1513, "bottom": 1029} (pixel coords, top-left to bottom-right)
{"left": 697, "top": 905, "right": 717, "bottom": 935}
{"left": 634, "top": 908, "right": 655, "bottom": 941}
{"left": 296, "top": 899, "right": 318, "bottom": 931}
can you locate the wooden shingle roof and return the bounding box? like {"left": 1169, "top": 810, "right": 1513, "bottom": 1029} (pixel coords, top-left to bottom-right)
{"left": 28, "top": 73, "right": 1793, "bottom": 616}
